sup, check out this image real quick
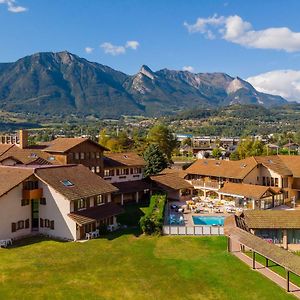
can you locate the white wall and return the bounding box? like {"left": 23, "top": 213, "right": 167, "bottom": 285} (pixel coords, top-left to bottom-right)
{"left": 39, "top": 182, "right": 77, "bottom": 240}
{"left": 104, "top": 170, "right": 144, "bottom": 183}
{"left": 0, "top": 184, "right": 31, "bottom": 240}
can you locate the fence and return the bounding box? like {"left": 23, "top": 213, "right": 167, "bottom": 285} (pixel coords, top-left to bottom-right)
{"left": 162, "top": 225, "right": 224, "bottom": 236}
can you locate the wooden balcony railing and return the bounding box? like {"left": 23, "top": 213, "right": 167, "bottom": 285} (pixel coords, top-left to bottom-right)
{"left": 22, "top": 188, "right": 43, "bottom": 200}
{"left": 189, "top": 180, "right": 220, "bottom": 189}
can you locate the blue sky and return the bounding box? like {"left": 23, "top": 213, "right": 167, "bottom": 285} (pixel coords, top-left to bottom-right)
{"left": 1, "top": 0, "right": 300, "bottom": 100}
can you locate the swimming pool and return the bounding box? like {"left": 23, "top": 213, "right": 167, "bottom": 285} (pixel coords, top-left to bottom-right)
{"left": 192, "top": 216, "right": 225, "bottom": 226}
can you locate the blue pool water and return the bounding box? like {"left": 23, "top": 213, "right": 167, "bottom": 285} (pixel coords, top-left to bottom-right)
{"left": 192, "top": 216, "right": 225, "bottom": 226}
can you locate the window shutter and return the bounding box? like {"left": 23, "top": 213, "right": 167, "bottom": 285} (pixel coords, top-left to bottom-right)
{"left": 12, "top": 222, "right": 16, "bottom": 232}
{"left": 25, "top": 219, "right": 30, "bottom": 229}
{"left": 40, "top": 218, "right": 44, "bottom": 228}
{"left": 73, "top": 200, "right": 78, "bottom": 211}
{"left": 50, "top": 220, "right": 54, "bottom": 230}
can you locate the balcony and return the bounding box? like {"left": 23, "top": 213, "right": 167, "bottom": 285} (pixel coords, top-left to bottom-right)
{"left": 22, "top": 188, "right": 43, "bottom": 200}
{"left": 189, "top": 180, "right": 221, "bottom": 190}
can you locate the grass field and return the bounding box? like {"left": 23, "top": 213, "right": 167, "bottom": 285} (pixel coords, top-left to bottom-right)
{"left": 0, "top": 232, "right": 295, "bottom": 300}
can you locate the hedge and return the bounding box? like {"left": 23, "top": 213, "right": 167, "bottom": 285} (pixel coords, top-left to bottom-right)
{"left": 139, "top": 194, "right": 167, "bottom": 235}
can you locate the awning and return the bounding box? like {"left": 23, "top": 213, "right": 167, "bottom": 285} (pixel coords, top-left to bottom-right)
{"left": 68, "top": 202, "right": 124, "bottom": 225}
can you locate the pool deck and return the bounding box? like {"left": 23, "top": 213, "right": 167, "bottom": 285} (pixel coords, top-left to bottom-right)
{"left": 166, "top": 201, "right": 230, "bottom": 227}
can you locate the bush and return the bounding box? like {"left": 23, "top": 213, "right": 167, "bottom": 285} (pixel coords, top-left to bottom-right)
{"left": 139, "top": 194, "right": 166, "bottom": 235}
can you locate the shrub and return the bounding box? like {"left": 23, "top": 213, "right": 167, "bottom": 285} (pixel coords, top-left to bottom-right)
{"left": 139, "top": 194, "right": 166, "bottom": 235}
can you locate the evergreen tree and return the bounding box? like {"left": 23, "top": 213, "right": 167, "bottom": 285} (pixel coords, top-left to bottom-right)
{"left": 143, "top": 144, "right": 168, "bottom": 176}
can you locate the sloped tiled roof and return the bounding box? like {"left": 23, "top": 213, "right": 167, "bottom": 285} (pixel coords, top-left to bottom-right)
{"left": 218, "top": 182, "right": 281, "bottom": 200}
{"left": 0, "top": 145, "right": 56, "bottom": 165}
{"left": 104, "top": 152, "right": 145, "bottom": 168}
{"left": 160, "top": 168, "right": 187, "bottom": 178}
{"left": 112, "top": 180, "right": 152, "bottom": 193}
{"left": 0, "top": 144, "right": 14, "bottom": 156}
{"left": 277, "top": 155, "right": 300, "bottom": 178}
{"left": 151, "top": 173, "right": 193, "bottom": 190}
{"left": 35, "top": 165, "right": 118, "bottom": 201}
{"left": 253, "top": 156, "right": 292, "bottom": 176}
{"left": 68, "top": 202, "right": 124, "bottom": 225}
{"left": 243, "top": 210, "right": 300, "bottom": 229}
{"left": 229, "top": 227, "right": 300, "bottom": 277}
{"left": 0, "top": 166, "right": 34, "bottom": 197}
{"left": 185, "top": 157, "right": 257, "bottom": 180}
{"left": 43, "top": 138, "right": 107, "bottom": 153}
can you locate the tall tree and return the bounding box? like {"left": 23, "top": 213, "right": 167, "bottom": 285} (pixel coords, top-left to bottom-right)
{"left": 147, "top": 123, "right": 178, "bottom": 162}
{"left": 143, "top": 144, "right": 168, "bottom": 176}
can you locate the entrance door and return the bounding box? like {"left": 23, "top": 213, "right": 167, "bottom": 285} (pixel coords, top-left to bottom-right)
{"left": 31, "top": 200, "right": 39, "bottom": 230}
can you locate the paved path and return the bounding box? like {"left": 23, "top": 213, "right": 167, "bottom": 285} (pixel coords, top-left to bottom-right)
{"left": 233, "top": 251, "right": 300, "bottom": 299}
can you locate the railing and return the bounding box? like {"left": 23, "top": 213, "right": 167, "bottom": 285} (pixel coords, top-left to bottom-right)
{"left": 162, "top": 225, "right": 224, "bottom": 236}
{"left": 189, "top": 180, "right": 220, "bottom": 189}
{"left": 22, "top": 188, "right": 43, "bottom": 200}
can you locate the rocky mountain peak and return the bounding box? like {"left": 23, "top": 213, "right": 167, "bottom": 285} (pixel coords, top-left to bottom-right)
{"left": 139, "top": 65, "right": 155, "bottom": 80}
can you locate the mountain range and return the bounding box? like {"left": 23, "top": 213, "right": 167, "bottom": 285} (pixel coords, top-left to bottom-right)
{"left": 0, "top": 51, "right": 288, "bottom": 118}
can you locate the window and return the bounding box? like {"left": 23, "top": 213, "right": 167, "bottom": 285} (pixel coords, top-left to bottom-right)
{"left": 11, "top": 222, "right": 16, "bottom": 233}
{"left": 104, "top": 169, "right": 110, "bottom": 176}
{"left": 96, "top": 166, "right": 100, "bottom": 173}
{"left": 75, "top": 153, "right": 79, "bottom": 160}
{"left": 44, "top": 219, "right": 50, "bottom": 228}
{"left": 80, "top": 152, "right": 85, "bottom": 159}
{"left": 275, "top": 178, "right": 279, "bottom": 187}
{"left": 271, "top": 177, "right": 275, "bottom": 187}
{"left": 78, "top": 198, "right": 86, "bottom": 210}
{"left": 90, "top": 152, "right": 95, "bottom": 159}
{"left": 40, "top": 218, "right": 44, "bottom": 228}
{"left": 266, "top": 177, "right": 270, "bottom": 186}
{"left": 96, "top": 152, "right": 100, "bottom": 159}
{"left": 262, "top": 177, "right": 266, "bottom": 186}
{"left": 91, "top": 167, "right": 95, "bottom": 173}
{"left": 95, "top": 195, "right": 104, "bottom": 206}
{"left": 17, "top": 220, "right": 24, "bottom": 230}
{"left": 61, "top": 180, "right": 74, "bottom": 187}
{"left": 25, "top": 219, "right": 29, "bottom": 229}
{"left": 48, "top": 156, "right": 55, "bottom": 161}
{"left": 50, "top": 220, "right": 55, "bottom": 230}
{"left": 21, "top": 199, "right": 30, "bottom": 206}
{"left": 257, "top": 176, "right": 259, "bottom": 182}
{"left": 40, "top": 198, "right": 46, "bottom": 205}
{"left": 24, "top": 181, "right": 38, "bottom": 190}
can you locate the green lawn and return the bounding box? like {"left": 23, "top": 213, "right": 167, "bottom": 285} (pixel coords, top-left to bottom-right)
{"left": 0, "top": 233, "right": 295, "bottom": 299}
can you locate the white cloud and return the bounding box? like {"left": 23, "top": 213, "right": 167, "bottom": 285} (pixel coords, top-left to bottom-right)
{"left": 184, "top": 14, "right": 300, "bottom": 52}
{"left": 100, "top": 42, "right": 126, "bottom": 56}
{"left": 85, "top": 47, "right": 94, "bottom": 54}
{"left": 100, "top": 40, "right": 140, "bottom": 56}
{"left": 182, "top": 66, "right": 195, "bottom": 72}
{"left": 247, "top": 70, "right": 300, "bottom": 101}
{"left": 0, "top": 0, "right": 27, "bottom": 13}
{"left": 125, "top": 40, "right": 139, "bottom": 50}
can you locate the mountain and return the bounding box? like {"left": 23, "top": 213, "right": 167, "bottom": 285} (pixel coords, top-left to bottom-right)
{"left": 0, "top": 51, "right": 287, "bottom": 118}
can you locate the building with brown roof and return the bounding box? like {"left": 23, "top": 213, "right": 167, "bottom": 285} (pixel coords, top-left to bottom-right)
{"left": 150, "top": 173, "right": 193, "bottom": 201}
{"left": 236, "top": 210, "right": 300, "bottom": 250}
{"left": 0, "top": 164, "right": 122, "bottom": 241}
{"left": 185, "top": 155, "right": 300, "bottom": 205}
{"left": 103, "top": 152, "right": 151, "bottom": 205}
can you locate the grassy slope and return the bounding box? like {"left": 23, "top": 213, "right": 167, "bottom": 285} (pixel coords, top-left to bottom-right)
{"left": 0, "top": 234, "right": 294, "bottom": 300}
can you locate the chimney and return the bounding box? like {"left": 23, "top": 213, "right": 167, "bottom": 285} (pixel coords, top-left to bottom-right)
{"left": 19, "top": 130, "right": 28, "bottom": 149}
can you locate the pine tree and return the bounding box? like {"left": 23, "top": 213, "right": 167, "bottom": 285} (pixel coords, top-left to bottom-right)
{"left": 143, "top": 144, "right": 168, "bottom": 176}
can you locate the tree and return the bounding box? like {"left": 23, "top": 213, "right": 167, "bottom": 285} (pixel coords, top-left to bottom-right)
{"left": 98, "top": 129, "right": 109, "bottom": 147}
{"left": 147, "top": 123, "right": 178, "bottom": 162}
{"left": 182, "top": 137, "right": 192, "bottom": 146}
{"left": 234, "top": 137, "right": 266, "bottom": 159}
{"left": 143, "top": 144, "right": 168, "bottom": 176}
{"left": 212, "top": 148, "right": 222, "bottom": 159}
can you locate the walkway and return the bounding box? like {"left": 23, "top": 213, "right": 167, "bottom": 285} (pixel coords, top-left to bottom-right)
{"left": 233, "top": 251, "right": 300, "bottom": 299}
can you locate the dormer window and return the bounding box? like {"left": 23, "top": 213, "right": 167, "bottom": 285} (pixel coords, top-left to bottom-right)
{"left": 61, "top": 180, "right": 74, "bottom": 187}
